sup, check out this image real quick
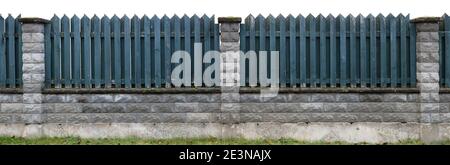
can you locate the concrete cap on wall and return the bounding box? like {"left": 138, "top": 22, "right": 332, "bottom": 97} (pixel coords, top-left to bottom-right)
{"left": 19, "top": 17, "right": 50, "bottom": 24}
{"left": 411, "top": 17, "right": 442, "bottom": 23}
{"left": 218, "top": 17, "right": 242, "bottom": 23}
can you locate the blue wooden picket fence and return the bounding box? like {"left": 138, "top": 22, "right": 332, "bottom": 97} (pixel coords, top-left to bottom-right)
{"left": 440, "top": 14, "right": 450, "bottom": 87}
{"left": 0, "top": 15, "right": 22, "bottom": 88}
{"left": 45, "top": 15, "right": 218, "bottom": 88}
{"left": 240, "top": 14, "right": 416, "bottom": 88}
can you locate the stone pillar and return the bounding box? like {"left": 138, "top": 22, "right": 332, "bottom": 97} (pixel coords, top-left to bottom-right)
{"left": 412, "top": 17, "right": 441, "bottom": 124}
{"left": 20, "top": 18, "right": 49, "bottom": 124}
{"left": 218, "top": 17, "right": 241, "bottom": 125}
{"left": 219, "top": 17, "right": 241, "bottom": 87}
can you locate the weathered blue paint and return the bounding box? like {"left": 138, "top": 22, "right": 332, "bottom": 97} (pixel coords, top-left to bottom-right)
{"left": 81, "top": 15, "right": 91, "bottom": 88}
{"left": 72, "top": 16, "right": 81, "bottom": 87}
{"left": 441, "top": 14, "right": 450, "bottom": 87}
{"left": 45, "top": 15, "right": 218, "bottom": 88}
{"left": 240, "top": 14, "right": 415, "bottom": 88}
{"left": 101, "top": 16, "right": 111, "bottom": 87}
{"left": 0, "top": 16, "right": 5, "bottom": 87}
{"left": 6, "top": 15, "right": 15, "bottom": 88}
{"left": 92, "top": 15, "right": 101, "bottom": 88}
{"left": 0, "top": 16, "right": 22, "bottom": 88}
{"left": 61, "top": 15, "right": 70, "bottom": 87}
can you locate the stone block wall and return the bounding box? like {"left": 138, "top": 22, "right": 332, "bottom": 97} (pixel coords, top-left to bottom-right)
{"left": 26, "top": 92, "right": 419, "bottom": 124}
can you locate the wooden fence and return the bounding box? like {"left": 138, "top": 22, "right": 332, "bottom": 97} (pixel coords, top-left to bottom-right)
{"left": 45, "top": 15, "right": 218, "bottom": 88}
{"left": 240, "top": 14, "right": 416, "bottom": 88}
{"left": 0, "top": 15, "right": 21, "bottom": 88}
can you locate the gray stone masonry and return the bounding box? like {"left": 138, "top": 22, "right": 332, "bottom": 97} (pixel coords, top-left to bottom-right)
{"left": 219, "top": 17, "right": 241, "bottom": 87}
{"left": 412, "top": 17, "right": 441, "bottom": 123}
{"left": 219, "top": 17, "right": 241, "bottom": 123}
{"left": 19, "top": 18, "right": 49, "bottom": 124}
{"left": 0, "top": 93, "right": 426, "bottom": 124}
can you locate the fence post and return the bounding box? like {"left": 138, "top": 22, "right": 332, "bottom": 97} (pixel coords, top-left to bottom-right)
{"left": 218, "top": 17, "right": 241, "bottom": 125}
{"left": 19, "top": 18, "right": 49, "bottom": 124}
{"left": 219, "top": 17, "right": 241, "bottom": 87}
{"left": 412, "top": 17, "right": 441, "bottom": 125}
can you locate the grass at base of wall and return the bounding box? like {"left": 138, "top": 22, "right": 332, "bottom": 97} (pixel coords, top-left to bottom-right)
{"left": 0, "top": 136, "right": 447, "bottom": 145}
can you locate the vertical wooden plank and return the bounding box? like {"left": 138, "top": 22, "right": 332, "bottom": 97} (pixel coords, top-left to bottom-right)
{"left": 248, "top": 15, "right": 256, "bottom": 56}
{"left": 208, "top": 16, "right": 215, "bottom": 84}
{"left": 153, "top": 15, "right": 161, "bottom": 87}
{"left": 319, "top": 15, "right": 326, "bottom": 87}
{"left": 247, "top": 15, "right": 256, "bottom": 86}
{"left": 213, "top": 16, "right": 220, "bottom": 85}
{"left": 132, "top": 15, "right": 141, "bottom": 88}
{"left": 389, "top": 14, "right": 397, "bottom": 87}
{"left": 307, "top": 14, "right": 316, "bottom": 87}
{"left": 328, "top": 15, "right": 336, "bottom": 87}
{"left": 0, "top": 16, "right": 5, "bottom": 87}
{"left": 441, "top": 15, "right": 450, "bottom": 87}
{"left": 81, "top": 15, "right": 91, "bottom": 88}
{"left": 182, "top": 15, "right": 190, "bottom": 87}
{"left": 162, "top": 15, "right": 171, "bottom": 87}
{"left": 214, "top": 16, "right": 220, "bottom": 85}
{"left": 268, "top": 15, "right": 275, "bottom": 81}
{"left": 211, "top": 15, "right": 220, "bottom": 51}
{"left": 240, "top": 16, "right": 247, "bottom": 86}
{"left": 210, "top": 15, "right": 220, "bottom": 51}
{"left": 277, "top": 15, "right": 286, "bottom": 87}
{"left": 358, "top": 14, "right": 366, "bottom": 87}
{"left": 111, "top": 15, "right": 121, "bottom": 87}
{"left": 44, "top": 21, "right": 51, "bottom": 88}
{"left": 51, "top": 15, "right": 61, "bottom": 88}
{"left": 15, "top": 15, "right": 22, "bottom": 87}
{"left": 92, "top": 15, "right": 101, "bottom": 88}
{"left": 142, "top": 15, "right": 151, "bottom": 88}
{"left": 399, "top": 14, "right": 407, "bottom": 87}
{"left": 443, "top": 15, "right": 446, "bottom": 87}
{"left": 288, "top": 15, "right": 296, "bottom": 87}
{"left": 101, "top": 15, "right": 111, "bottom": 88}
{"left": 61, "top": 15, "right": 70, "bottom": 87}
{"left": 122, "top": 16, "right": 131, "bottom": 88}
{"left": 213, "top": 15, "right": 219, "bottom": 52}
{"left": 348, "top": 15, "right": 357, "bottom": 87}
{"left": 257, "top": 15, "right": 265, "bottom": 86}
{"left": 212, "top": 15, "right": 220, "bottom": 85}
{"left": 409, "top": 15, "right": 416, "bottom": 87}
{"left": 240, "top": 19, "right": 246, "bottom": 86}
{"left": 174, "top": 16, "right": 181, "bottom": 86}
{"left": 71, "top": 15, "right": 81, "bottom": 87}
{"left": 299, "top": 15, "right": 306, "bottom": 87}
{"left": 338, "top": 15, "right": 347, "bottom": 87}
{"left": 212, "top": 15, "right": 218, "bottom": 84}
{"left": 192, "top": 15, "right": 200, "bottom": 86}
{"left": 209, "top": 16, "right": 215, "bottom": 48}
{"left": 202, "top": 15, "right": 210, "bottom": 87}
{"left": 6, "top": 15, "right": 15, "bottom": 88}
{"left": 210, "top": 16, "right": 216, "bottom": 84}
{"left": 369, "top": 14, "right": 377, "bottom": 87}
{"left": 378, "top": 14, "right": 387, "bottom": 87}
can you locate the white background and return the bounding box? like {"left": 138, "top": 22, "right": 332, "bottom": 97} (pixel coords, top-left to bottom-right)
{"left": 0, "top": 0, "right": 449, "bottom": 20}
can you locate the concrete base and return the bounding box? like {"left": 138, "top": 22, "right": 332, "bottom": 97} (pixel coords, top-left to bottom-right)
{"left": 0, "top": 122, "right": 449, "bottom": 143}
